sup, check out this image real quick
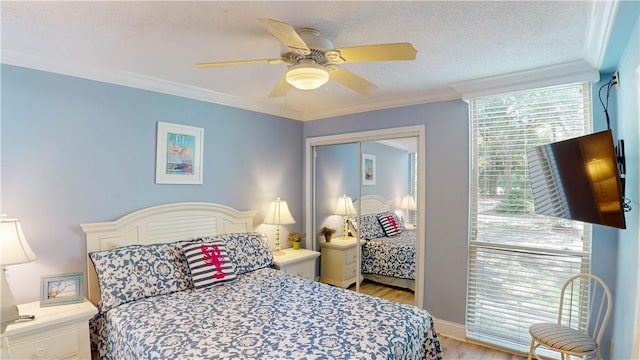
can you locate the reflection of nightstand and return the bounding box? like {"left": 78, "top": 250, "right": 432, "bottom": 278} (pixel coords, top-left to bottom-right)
{"left": 319, "top": 236, "right": 362, "bottom": 288}
{"left": 1, "top": 299, "right": 97, "bottom": 359}
{"left": 272, "top": 248, "right": 320, "bottom": 281}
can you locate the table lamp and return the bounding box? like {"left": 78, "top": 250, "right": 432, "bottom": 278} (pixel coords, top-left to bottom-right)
{"left": 334, "top": 194, "right": 357, "bottom": 238}
{"left": 1, "top": 215, "right": 37, "bottom": 333}
{"left": 263, "top": 197, "right": 295, "bottom": 256}
{"left": 400, "top": 194, "right": 416, "bottom": 226}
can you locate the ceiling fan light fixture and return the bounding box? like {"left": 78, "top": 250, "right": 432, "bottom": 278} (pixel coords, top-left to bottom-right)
{"left": 286, "top": 63, "right": 329, "bottom": 90}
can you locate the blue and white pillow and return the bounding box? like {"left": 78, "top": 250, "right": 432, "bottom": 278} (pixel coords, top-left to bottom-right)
{"left": 89, "top": 242, "right": 192, "bottom": 312}
{"left": 182, "top": 241, "right": 237, "bottom": 289}
{"left": 188, "top": 232, "right": 273, "bottom": 275}
{"left": 358, "top": 214, "right": 387, "bottom": 240}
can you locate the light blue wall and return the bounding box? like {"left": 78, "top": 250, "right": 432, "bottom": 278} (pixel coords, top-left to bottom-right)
{"left": 609, "top": 5, "right": 639, "bottom": 359}
{"left": 360, "top": 141, "right": 410, "bottom": 203}
{"left": 304, "top": 100, "right": 471, "bottom": 325}
{"left": 591, "top": 74, "right": 621, "bottom": 359}
{"left": 314, "top": 143, "right": 358, "bottom": 240}
{"left": 1, "top": 65, "right": 304, "bottom": 303}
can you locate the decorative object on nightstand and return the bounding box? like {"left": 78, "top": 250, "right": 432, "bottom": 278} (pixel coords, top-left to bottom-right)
{"left": 1, "top": 215, "right": 37, "bottom": 333}
{"left": 40, "top": 273, "right": 84, "bottom": 307}
{"left": 319, "top": 226, "right": 336, "bottom": 243}
{"left": 264, "top": 197, "right": 296, "bottom": 256}
{"left": 400, "top": 194, "right": 416, "bottom": 227}
{"left": 334, "top": 194, "right": 357, "bottom": 238}
{"left": 287, "top": 232, "right": 305, "bottom": 250}
{"left": 1, "top": 299, "right": 97, "bottom": 359}
{"left": 272, "top": 248, "right": 320, "bottom": 281}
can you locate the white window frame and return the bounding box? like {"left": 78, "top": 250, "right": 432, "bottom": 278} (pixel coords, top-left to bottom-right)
{"left": 467, "top": 83, "right": 593, "bottom": 353}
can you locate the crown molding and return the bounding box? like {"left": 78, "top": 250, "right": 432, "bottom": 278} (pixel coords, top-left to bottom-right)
{"left": 300, "top": 90, "right": 460, "bottom": 121}
{"left": 449, "top": 60, "right": 600, "bottom": 100}
{"left": 584, "top": 0, "right": 619, "bottom": 69}
{"left": 2, "top": 49, "right": 460, "bottom": 122}
{"left": 1, "top": 50, "right": 304, "bottom": 120}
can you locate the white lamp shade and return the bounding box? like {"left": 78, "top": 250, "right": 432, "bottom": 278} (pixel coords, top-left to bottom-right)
{"left": 263, "top": 197, "right": 296, "bottom": 225}
{"left": 1, "top": 218, "right": 36, "bottom": 266}
{"left": 334, "top": 195, "right": 357, "bottom": 216}
{"left": 400, "top": 194, "right": 416, "bottom": 210}
{"left": 286, "top": 63, "right": 329, "bottom": 90}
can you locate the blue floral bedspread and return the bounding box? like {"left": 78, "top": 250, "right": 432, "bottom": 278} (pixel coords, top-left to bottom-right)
{"left": 92, "top": 268, "right": 441, "bottom": 359}
{"left": 361, "top": 231, "right": 416, "bottom": 280}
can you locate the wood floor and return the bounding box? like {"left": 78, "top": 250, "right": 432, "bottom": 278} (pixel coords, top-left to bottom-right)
{"left": 349, "top": 280, "right": 527, "bottom": 360}
{"left": 348, "top": 279, "right": 414, "bottom": 305}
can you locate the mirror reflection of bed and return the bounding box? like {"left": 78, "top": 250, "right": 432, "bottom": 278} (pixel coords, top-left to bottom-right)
{"left": 313, "top": 136, "right": 418, "bottom": 306}
{"left": 348, "top": 194, "right": 416, "bottom": 305}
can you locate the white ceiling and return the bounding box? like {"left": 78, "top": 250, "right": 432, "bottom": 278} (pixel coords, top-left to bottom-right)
{"left": 1, "top": 1, "right": 613, "bottom": 121}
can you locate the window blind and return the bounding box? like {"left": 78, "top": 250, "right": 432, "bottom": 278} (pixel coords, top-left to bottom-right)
{"left": 409, "top": 152, "right": 418, "bottom": 224}
{"left": 467, "top": 83, "right": 593, "bottom": 353}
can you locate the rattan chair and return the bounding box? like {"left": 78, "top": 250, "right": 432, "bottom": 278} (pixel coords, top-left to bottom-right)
{"left": 528, "top": 273, "right": 611, "bottom": 360}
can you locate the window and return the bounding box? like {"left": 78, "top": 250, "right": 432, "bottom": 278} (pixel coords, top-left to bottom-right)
{"left": 467, "top": 83, "right": 592, "bottom": 353}
{"left": 408, "top": 152, "right": 418, "bottom": 225}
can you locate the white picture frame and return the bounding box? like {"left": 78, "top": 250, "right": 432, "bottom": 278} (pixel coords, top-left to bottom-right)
{"left": 155, "top": 122, "right": 204, "bottom": 184}
{"left": 362, "top": 153, "right": 376, "bottom": 186}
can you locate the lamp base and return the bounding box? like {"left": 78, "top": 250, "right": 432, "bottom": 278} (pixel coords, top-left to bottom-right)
{"left": 273, "top": 250, "right": 285, "bottom": 256}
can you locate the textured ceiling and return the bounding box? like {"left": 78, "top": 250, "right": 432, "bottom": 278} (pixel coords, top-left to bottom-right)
{"left": 1, "top": 1, "right": 611, "bottom": 121}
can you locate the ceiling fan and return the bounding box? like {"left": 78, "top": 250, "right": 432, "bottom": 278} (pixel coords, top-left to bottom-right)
{"left": 197, "top": 18, "right": 417, "bottom": 98}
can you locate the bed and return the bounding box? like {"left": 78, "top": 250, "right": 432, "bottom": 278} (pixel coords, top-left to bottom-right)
{"left": 81, "top": 202, "right": 441, "bottom": 359}
{"left": 353, "top": 195, "right": 417, "bottom": 291}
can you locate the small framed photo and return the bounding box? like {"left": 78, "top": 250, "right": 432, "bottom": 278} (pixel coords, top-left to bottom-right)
{"left": 362, "top": 153, "right": 376, "bottom": 186}
{"left": 155, "top": 121, "right": 204, "bottom": 184}
{"left": 40, "top": 273, "right": 83, "bottom": 307}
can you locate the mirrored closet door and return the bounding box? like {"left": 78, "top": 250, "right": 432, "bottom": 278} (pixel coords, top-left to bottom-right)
{"left": 305, "top": 126, "right": 424, "bottom": 307}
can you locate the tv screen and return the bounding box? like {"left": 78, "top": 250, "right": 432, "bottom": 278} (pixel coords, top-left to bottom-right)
{"left": 527, "top": 129, "right": 626, "bottom": 229}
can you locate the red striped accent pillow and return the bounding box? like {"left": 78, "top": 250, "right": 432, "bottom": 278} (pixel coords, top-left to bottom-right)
{"left": 377, "top": 213, "right": 402, "bottom": 237}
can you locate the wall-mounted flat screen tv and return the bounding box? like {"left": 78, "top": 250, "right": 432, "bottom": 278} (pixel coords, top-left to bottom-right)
{"left": 526, "top": 129, "right": 626, "bottom": 229}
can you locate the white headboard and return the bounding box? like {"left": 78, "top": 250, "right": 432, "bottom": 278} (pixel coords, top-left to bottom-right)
{"left": 81, "top": 202, "right": 257, "bottom": 305}
{"left": 354, "top": 194, "right": 391, "bottom": 215}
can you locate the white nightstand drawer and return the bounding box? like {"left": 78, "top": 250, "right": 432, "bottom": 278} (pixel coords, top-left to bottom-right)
{"left": 345, "top": 263, "right": 357, "bottom": 279}
{"left": 272, "top": 248, "right": 320, "bottom": 282}
{"left": 9, "top": 326, "right": 78, "bottom": 359}
{"left": 344, "top": 247, "right": 357, "bottom": 265}
{"left": 2, "top": 299, "right": 97, "bottom": 360}
{"left": 281, "top": 261, "right": 315, "bottom": 281}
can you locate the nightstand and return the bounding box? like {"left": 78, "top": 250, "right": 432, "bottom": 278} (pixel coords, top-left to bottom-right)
{"left": 1, "top": 299, "right": 97, "bottom": 360}
{"left": 272, "top": 248, "right": 320, "bottom": 281}
{"left": 319, "top": 236, "right": 362, "bottom": 288}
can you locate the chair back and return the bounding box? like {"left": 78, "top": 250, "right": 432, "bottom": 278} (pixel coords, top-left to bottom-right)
{"left": 558, "top": 273, "right": 612, "bottom": 345}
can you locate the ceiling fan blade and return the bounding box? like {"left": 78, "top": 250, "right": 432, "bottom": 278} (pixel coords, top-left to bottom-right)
{"left": 329, "top": 43, "right": 417, "bottom": 63}
{"left": 268, "top": 75, "right": 292, "bottom": 98}
{"left": 330, "top": 68, "right": 377, "bottom": 96}
{"left": 257, "top": 18, "right": 311, "bottom": 56}
{"left": 197, "top": 58, "right": 284, "bottom": 68}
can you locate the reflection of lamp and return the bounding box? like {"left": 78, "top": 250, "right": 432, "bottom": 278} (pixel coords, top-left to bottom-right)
{"left": 264, "top": 198, "right": 296, "bottom": 256}
{"left": 1, "top": 215, "right": 37, "bottom": 333}
{"left": 286, "top": 61, "right": 330, "bottom": 90}
{"left": 400, "top": 194, "right": 416, "bottom": 226}
{"left": 586, "top": 158, "right": 614, "bottom": 182}
{"left": 334, "top": 194, "right": 357, "bottom": 238}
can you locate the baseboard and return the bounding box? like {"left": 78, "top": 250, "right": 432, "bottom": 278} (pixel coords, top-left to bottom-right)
{"left": 432, "top": 317, "right": 466, "bottom": 341}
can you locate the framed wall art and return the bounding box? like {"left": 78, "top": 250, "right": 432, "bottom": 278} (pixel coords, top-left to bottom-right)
{"left": 155, "top": 122, "right": 204, "bottom": 184}
{"left": 40, "top": 272, "right": 83, "bottom": 307}
{"left": 362, "top": 153, "right": 376, "bottom": 186}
